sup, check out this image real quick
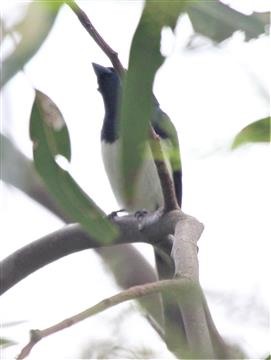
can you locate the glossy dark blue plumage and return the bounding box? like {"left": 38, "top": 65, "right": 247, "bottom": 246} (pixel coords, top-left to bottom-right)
{"left": 93, "top": 63, "right": 120, "bottom": 143}
{"left": 92, "top": 63, "right": 182, "bottom": 209}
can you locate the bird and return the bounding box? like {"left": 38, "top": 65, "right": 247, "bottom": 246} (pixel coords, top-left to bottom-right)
{"left": 92, "top": 63, "right": 182, "bottom": 213}
{"left": 92, "top": 63, "right": 186, "bottom": 345}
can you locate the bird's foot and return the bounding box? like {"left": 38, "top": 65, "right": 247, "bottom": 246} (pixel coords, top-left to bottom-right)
{"left": 135, "top": 209, "right": 149, "bottom": 230}
{"left": 107, "top": 209, "right": 126, "bottom": 220}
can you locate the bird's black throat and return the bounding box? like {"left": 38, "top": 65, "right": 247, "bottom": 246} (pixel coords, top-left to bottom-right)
{"left": 101, "top": 111, "right": 119, "bottom": 143}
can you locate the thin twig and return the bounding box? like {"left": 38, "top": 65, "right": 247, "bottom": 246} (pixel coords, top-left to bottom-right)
{"left": 65, "top": 0, "right": 125, "bottom": 77}
{"left": 149, "top": 127, "right": 179, "bottom": 212}
{"left": 17, "top": 278, "right": 186, "bottom": 359}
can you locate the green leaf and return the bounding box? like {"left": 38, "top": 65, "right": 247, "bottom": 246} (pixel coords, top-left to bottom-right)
{"left": 187, "top": 1, "right": 269, "bottom": 43}
{"left": 0, "top": 337, "right": 16, "bottom": 348}
{"left": 30, "top": 90, "right": 117, "bottom": 243}
{"left": 1, "top": 1, "right": 62, "bottom": 88}
{"left": 32, "top": 91, "right": 71, "bottom": 161}
{"left": 232, "top": 117, "right": 270, "bottom": 149}
{"left": 120, "top": 0, "right": 186, "bottom": 204}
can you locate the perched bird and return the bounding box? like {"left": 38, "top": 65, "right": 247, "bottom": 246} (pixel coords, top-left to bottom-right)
{"left": 92, "top": 63, "right": 182, "bottom": 212}
{"left": 93, "top": 63, "right": 186, "bottom": 344}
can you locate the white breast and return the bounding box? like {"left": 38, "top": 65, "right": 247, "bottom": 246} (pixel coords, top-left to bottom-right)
{"left": 101, "top": 140, "right": 172, "bottom": 212}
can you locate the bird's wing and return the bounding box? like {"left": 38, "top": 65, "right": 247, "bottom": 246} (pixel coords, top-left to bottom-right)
{"left": 152, "top": 110, "right": 183, "bottom": 207}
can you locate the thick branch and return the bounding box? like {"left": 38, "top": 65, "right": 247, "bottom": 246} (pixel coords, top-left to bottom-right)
{"left": 0, "top": 210, "right": 182, "bottom": 295}
{"left": 1, "top": 134, "right": 163, "bottom": 323}
{"left": 1, "top": 3, "right": 235, "bottom": 357}
{"left": 169, "top": 214, "right": 238, "bottom": 358}
{"left": 171, "top": 214, "right": 204, "bottom": 280}
{"left": 17, "top": 278, "right": 186, "bottom": 359}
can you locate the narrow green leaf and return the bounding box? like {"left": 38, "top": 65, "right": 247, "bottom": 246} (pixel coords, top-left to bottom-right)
{"left": 1, "top": 2, "right": 62, "bottom": 88}
{"left": 120, "top": 1, "right": 186, "bottom": 204}
{"left": 0, "top": 337, "right": 16, "bottom": 348}
{"left": 232, "top": 117, "right": 270, "bottom": 149}
{"left": 187, "top": 1, "right": 269, "bottom": 43}
{"left": 30, "top": 90, "right": 117, "bottom": 243}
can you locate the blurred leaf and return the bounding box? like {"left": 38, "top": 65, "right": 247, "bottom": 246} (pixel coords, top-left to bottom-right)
{"left": 1, "top": 320, "right": 26, "bottom": 328}
{"left": 0, "top": 133, "right": 35, "bottom": 190}
{"left": 0, "top": 16, "right": 7, "bottom": 40}
{"left": 30, "top": 90, "right": 117, "bottom": 243}
{"left": 232, "top": 117, "right": 270, "bottom": 149}
{"left": 187, "top": 1, "right": 270, "bottom": 43}
{"left": 1, "top": 1, "right": 63, "bottom": 88}
{"left": 0, "top": 337, "right": 16, "bottom": 348}
{"left": 120, "top": 0, "right": 186, "bottom": 203}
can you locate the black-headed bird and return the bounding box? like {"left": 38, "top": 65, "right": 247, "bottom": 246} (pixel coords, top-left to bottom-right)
{"left": 93, "top": 63, "right": 186, "bottom": 344}
{"left": 92, "top": 63, "right": 182, "bottom": 212}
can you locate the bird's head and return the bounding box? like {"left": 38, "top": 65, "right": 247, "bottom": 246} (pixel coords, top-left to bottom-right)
{"left": 92, "top": 63, "right": 121, "bottom": 110}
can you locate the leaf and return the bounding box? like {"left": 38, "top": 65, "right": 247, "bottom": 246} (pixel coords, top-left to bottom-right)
{"left": 0, "top": 337, "right": 16, "bottom": 348}
{"left": 187, "top": 1, "right": 269, "bottom": 43}
{"left": 232, "top": 117, "right": 270, "bottom": 149}
{"left": 30, "top": 90, "right": 117, "bottom": 243}
{"left": 1, "top": 2, "right": 62, "bottom": 88}
{"left": 33, "top": 91, "right": 71, "bottom": 161}
{"left": 1, "top": 320, "right": 27, "bottom": 328}
{"left": 0, "top": 16, "right": 8, "bottom": 39}
{"left": 0, "top": 133, "right": 34, "bottom": 190}
{"left": 120, "top": 1, "right": 186, "bottom": 204}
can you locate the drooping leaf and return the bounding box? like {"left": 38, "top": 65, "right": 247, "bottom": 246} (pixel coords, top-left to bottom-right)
{"left": 120, "top": 1, "right": 186, "bottom": 204}
{"left": 232, "top": 117, "right": 270, "bottom": 149}
{"left": 30, "top": 90, "right": 117, "bottom": 243}
{"left": 1, "top": 2, "right": 63, "bottom": 88}
{"left": 187, "top": 1, "right": 269, "bottom": 43}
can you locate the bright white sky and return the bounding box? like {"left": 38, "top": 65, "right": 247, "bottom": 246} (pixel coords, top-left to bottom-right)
{"left": 1, "top": 1, "right": 270, "bottom": 359}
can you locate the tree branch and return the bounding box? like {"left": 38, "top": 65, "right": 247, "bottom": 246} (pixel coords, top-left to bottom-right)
{"left": 2, "top": 3, "right": 238, "bottom": 357}
{"left": 65, "top": 0, "right": 125, "bottom": 77}
{"left": 168, "top": 215, "right": 239, "bottom": 358}
{"left": 17, "top": 278, "right": 187, "bottom": 359}
{"left": 149, "top": 127, "right": 179, "bottom": 212}
{"left": 0, "top": 210, "right": 182, "bottom": 296}
{"left": 0, "top": 134, "right": 163, "bottom": 324}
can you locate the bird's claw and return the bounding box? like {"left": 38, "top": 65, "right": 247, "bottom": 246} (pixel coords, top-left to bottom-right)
{"left": 135, "top": 209, "right": 149, "bottom": 230}
{"left": 107, "top": 209, "right": 126, "bottom": 220}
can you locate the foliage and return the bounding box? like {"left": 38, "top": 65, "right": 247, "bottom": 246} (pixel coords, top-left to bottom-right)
{"left": 0, "top": 337, "right": 16, "bottom": 348}
{"left": 232, "top": 117, "right": 270, "bottom": 149}
{"left": 29, "top": 89, "right": 117, "bottom": 243}
{"left": 1, "top": 0, "right": 269, "bottom": 215}
{"left": 1, "top": 2, "right": 62, "bottom": 88}
{"left": 1, "top": 0, "right": 269, "bottom": 357}
{"left": 187, "top": 1, "right": 269, "bottom": 42}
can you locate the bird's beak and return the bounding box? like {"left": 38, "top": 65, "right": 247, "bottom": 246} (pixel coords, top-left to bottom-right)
{"left": 92, "top": 63, "right": 111, "bottom": 78}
